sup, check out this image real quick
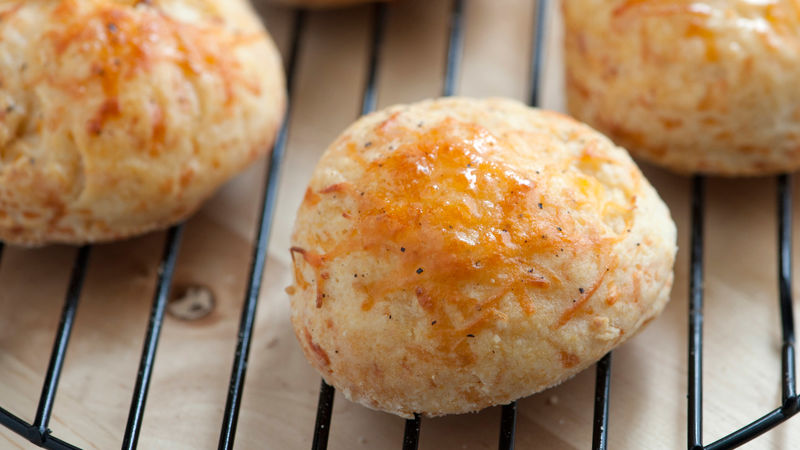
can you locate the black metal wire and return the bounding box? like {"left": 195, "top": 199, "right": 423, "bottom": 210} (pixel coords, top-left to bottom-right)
{"left": 688, "top": 175, "right": 706, "bottom": 450}
{"left": 2, "top": 226, "right": 179, "bottom": 450}
{"left": 402, "top": 414, "right": 421, "bottom": 450}
{"left": 700, "top": 175, "right": 799, "bottom": 450}
{"left": 528, "top": 0, "right": 548, "bottom": 108}
{"left": 361, "top": 4, "right": 387, "bottom": 116}
{"left": 592, "top": 353, "right": 612, "bottom": 450}
{"left": 398, "top": 1, "right": 465, "bottom": 446}
{"left": 705, "top": 407, "right": 793, "bottom": 450}
{"left": 776, "top": 175, "right": 797, "bottom": 410}
{"left": 311, "top": 381, "right": 335, "bottom": 450}
{"left": 122, "top": 224, "right": 185, "bottom": 450}
{"left": 498, "top": 402, "right": 517, "bottom": 450}
{"left": 33, "top": 247, "right": 91, "bottom": 441}
{"left": 2, "top": 4, "right": 799, "bottom": 450}
{"left": 217, "top": 10, "right": 306, "bottom": 450}
{"left": 309, "top": 5, "right": 387, "bottom": 449}
{"left": 497, "top": 2, "right": 550, "bottom": 447}
{"left": 360, "top": 2, "right": 388, "bottom": 117}
{"left": 442, "top": 0, "right": 464, "bottom": 98}
{"left": 687, "top": 174, "right": 800, "bottom": 450}
{"left": 0, "top": 407, "right": 80, "bottom": 450}
{"left": 311, "top": 1, "right": 465, "bottom": 446}
{"left": 0, "top": 246, "right": 90, "bottom": 450}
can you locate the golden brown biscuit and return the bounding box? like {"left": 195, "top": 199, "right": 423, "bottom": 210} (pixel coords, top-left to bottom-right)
{"left": 564, "top": 0, "right": 800, "bottom": 175}
{"left": 288, "top": 97, "right": 676, "bottom": 417}
{"left": 0, "top": 0, "right": 285, "bottom": 245}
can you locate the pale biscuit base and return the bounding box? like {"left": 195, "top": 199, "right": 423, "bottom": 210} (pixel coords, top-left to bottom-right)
{"left": 565, "top": 0, "right": 800, "bottom": 175}
{"left": 0, "top": 0, "right": 285, "bottom": 244}
{"left": 289, "top": 97, "right": 676, "bottom": 417}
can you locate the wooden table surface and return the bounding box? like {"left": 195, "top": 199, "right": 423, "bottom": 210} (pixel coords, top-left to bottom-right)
{"left": 2, "top": 1, "right": 799, "bottom": 448}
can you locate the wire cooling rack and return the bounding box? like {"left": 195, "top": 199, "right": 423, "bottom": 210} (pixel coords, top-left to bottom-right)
{"left": 0, "top": 1, "right": 797, "bottom": 449}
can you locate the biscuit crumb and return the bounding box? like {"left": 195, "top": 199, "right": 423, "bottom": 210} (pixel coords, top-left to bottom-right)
{"left": 591, "top": 316, "right": 621, "bottom": 341}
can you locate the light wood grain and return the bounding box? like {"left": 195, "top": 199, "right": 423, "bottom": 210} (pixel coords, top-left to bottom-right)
{"left": 2, "top": 1, "right": 799, "bottom": 449}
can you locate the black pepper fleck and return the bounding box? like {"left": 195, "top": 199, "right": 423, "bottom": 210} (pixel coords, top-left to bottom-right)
{"left": 466, "top": 334, "right": 475, "bottom": 338}
{"left": 365, "top": 141, "right": 372, "bottom": 147}
{"left": 557, "top": 227, "right": 562, "bottom": 232}
{"left": 416, "top": 268, "right": 424, "bottom": 274}
{"left": 537, "top": 202, "right": 543, "bottom": 209}
{"left": 636, "top": 243, "right": 641, "bottom": 247}
{"left": 401, "top": 247, "right": 406, "bottom": 252}
{"left": 579, "top": 287, "right": 585, "bottom": 294}
{"left": 431, "top": 320, "right": 437, "bottom": 325}
{"left": 107, "top": 23, "right": 118, "bottom": 33}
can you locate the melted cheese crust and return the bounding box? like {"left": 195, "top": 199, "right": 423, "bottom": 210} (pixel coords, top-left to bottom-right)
{"left": 565, "top": 0, "right": 800, "bottom": 175}
{"left": 289, "top": 97, "right": 676, "bottom": 417}
{"left": 0, "top": 0, "right": 285, "bottom": 244}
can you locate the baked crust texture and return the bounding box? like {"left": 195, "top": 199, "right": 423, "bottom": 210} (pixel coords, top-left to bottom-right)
{"left": 289, "top": 97, "right": 676, "bottom": 417}
{"left": 565, "top": 0, "right": 800, "bottom": 175}
{"left": 0, "top": 0, "right": 286, "bottom": 244}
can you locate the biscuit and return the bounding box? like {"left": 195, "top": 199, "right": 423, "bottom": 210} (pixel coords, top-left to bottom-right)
{"left": 564, "top": 0, "right": 800, "bottom": 175}
{"left": 0, "top": 0, "right": 285, "bottom": 244}
{"left": 288, "top": 97, "right": 676, "bottom": 417}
